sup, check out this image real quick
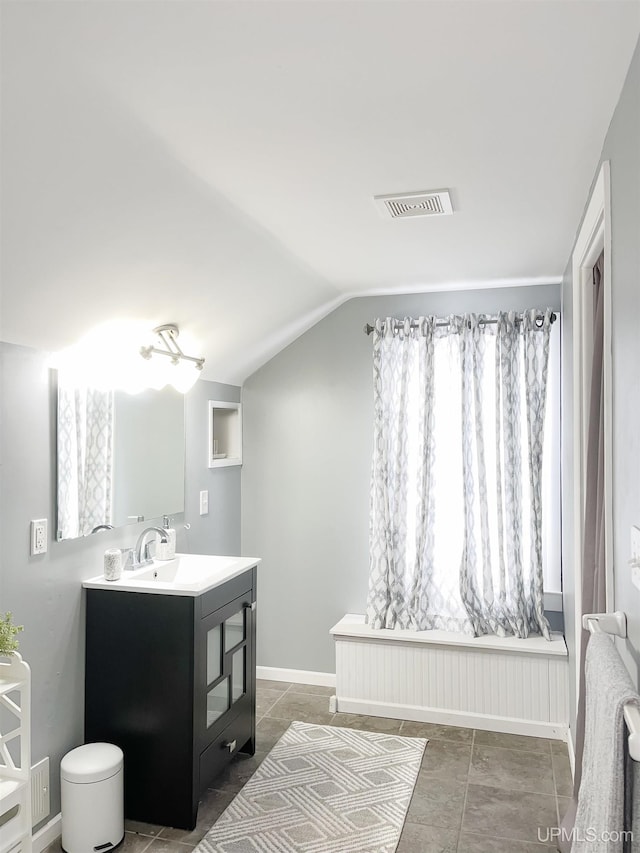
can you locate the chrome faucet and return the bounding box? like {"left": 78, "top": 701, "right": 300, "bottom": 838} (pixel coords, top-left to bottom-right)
{"left": 132, "top": 526, "right": 169, "bottom": 568}
{"left": 91, "top": 524, "right": 114, "bottom": 533}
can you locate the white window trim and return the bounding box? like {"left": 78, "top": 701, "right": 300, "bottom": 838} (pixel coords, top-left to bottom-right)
{"left": 571, "top": 160, "right": 614, "bottom": 699}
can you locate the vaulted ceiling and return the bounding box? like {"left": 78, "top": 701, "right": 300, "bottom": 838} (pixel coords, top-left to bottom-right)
{"left": 2, "top": 1, "right": 639, "bottom": 383}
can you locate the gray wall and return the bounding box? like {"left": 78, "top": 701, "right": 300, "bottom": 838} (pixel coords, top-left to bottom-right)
{"left": 242, "top": 283, "right": 561, "bottom": 674}
{"left": 183, "top": 379, "right": 242, "bottom": 557}
{"left": 0, "top": 341, "right": 241, "bottom": 822}
{"left": 561, "top": 37, "right": 640, "bottom": 729}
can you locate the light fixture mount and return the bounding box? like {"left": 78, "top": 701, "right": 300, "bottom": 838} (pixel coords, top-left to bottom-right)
{"left": 140, "top": 324, "right": 205, "bottom": 371}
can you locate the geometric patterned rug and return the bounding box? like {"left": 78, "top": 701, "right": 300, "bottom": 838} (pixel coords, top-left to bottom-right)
{"left": 196, "top": 721, "right": 426, "bottom": 853}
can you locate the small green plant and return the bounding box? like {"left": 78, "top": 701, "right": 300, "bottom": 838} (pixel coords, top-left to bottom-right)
{"left": 0, "top": 612, "right": 23, "bottom": 656}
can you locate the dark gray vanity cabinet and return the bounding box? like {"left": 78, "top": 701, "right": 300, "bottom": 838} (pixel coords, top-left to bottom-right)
{"left": 84, "top": 567, "right": 257, "bottom": 830}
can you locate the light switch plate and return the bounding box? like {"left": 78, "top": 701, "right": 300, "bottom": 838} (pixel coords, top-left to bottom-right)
{"left": 30, "top": 519, "right": 47, "bottom": 555}
{"left": 199, "top": 490, "right": 209, "bottom": 515}
{"left": 631, "top": 526, "right": 640, "bottom": 592}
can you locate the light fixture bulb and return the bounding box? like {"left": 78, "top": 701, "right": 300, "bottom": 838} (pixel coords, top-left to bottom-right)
{"left": 168, "top": 360, "right": 201, "bottom": 393}
{"left": 50, "top": 320, "right": 204, "bottom": 394}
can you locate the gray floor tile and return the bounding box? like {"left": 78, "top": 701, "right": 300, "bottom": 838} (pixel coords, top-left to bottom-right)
{"left": 330, "top": 712, "right": 403, "bottom": 734}
{"left": 124, "top": 820, "right": 162, "bottom": 835}
{"left": 74, "top": 716, "right": 571, "bottom": 853}
{"left": 469, "top": 744, "right": 555, "bottom": 794}
{"left": 401, "top": 720, "right": 473, "bottom": 743}
{"left": 420, "top": 739, "right": 473, "bottom": 781}
{"left": 552, "top": 751, "right": 573, "bottom": 797}
{"left": 124, "top": 820, "right": 164, "bottom": 837}
{"left": 397, "top": 822, "right": 458, "bottom": 853}
{"left": 473, "top": 730, "right": 552, "bottom": 754}
{"left": 556, "top": 796, "right": 572, "bottom": 827}
{"left": 143, "top": 839, "right": 196, "bottom": 853}
{"left": 462, "top": 783, "right": 558, "bottom": 844}
{"left": 159, "top": 790, "right": 235, "bottom": 844}
{"left": 256, "top": 686, "right": 284, "bottom": 717}
{"left": 406, "top": 775, "right": 466, "bottom": 829}
{"left": 550, "top": 739, "right": 570, "bottom": 757}
{"left": 255, "top": 715, "right": 292, "bottom": 751}
{"left": 207, "top": 751, "right": 266, "bottom": 795}
{"left": 458, "top": 832, "right": 556, "bottom": 852}
{"left": 256, "top": 679, "right": 293, "bottom": 692}
{"left": 291, "top": 683, "right": 335, "bottom": 696}
{"left": 265, "top": 690, "right": 335, "bottom": 724}
{"left": 120, "top": 835, "right": 158, "bottom": 853}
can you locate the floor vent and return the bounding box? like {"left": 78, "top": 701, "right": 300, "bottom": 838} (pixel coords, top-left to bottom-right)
{"left": 374, "top": 189, "right": 453, "bottom": 219}
{"left": 31, "top": 757, "right": 50, "bottom": 826}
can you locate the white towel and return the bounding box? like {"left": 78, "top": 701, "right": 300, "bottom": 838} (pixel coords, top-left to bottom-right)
{"left": 627, "top": 748, "right": 640, "bottom": 852}
{"left": 572, "top": 632, "right": 640, "bottom": 853}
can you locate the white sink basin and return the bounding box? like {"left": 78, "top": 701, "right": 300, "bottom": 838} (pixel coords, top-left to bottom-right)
{"left": 83, "top": 552, "right": 261, "bottom": 596}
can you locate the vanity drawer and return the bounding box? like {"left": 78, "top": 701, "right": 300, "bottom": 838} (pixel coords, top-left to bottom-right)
{"left": 199, "top": 709, "right": 254, "bottom": 787}
{"left": 199, "top": 570, "right": 254, "bottom": 619}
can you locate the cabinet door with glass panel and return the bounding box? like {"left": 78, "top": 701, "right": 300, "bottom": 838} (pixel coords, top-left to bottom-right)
{"left": 199, "top": 593, "right": 254, "bottom": 745}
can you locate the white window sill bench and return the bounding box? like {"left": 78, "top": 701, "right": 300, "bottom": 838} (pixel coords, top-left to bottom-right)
{"left": 330, "top": 615, "right": 568, "bottom": 741}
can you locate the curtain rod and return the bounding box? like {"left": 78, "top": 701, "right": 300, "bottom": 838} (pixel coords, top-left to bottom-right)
{"left": 363, "top": 311, "right": 557, "bottom": 336}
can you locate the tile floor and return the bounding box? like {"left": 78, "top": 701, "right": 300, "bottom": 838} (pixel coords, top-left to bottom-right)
{"left": 46, "top": 680, "right": 571, "bottom": 853}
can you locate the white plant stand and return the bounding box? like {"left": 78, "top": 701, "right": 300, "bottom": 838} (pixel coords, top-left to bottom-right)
{"left": 0, "top": 653, "right": 32, "bottom": 853}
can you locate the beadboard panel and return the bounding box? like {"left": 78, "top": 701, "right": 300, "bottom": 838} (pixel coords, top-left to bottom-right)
{"left": 333, "top": 625, "right": 569, "bottom": 740}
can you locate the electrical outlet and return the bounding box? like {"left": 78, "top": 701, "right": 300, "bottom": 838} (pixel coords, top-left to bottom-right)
{"left": 30, "top": 519, "right": 47, "bottom": 555}
{"left": 199, "top": 490, "right": 209, "bottom": 515}
{"left": 631, "top": 526, "right": 640, "bottom": 592}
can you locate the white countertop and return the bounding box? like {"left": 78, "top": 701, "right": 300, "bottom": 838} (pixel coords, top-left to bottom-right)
{"left": 83, "top": 552, "right": 261, "bottom": 597}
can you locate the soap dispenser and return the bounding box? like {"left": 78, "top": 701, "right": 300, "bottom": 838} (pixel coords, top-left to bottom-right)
{"left": 156, "top": 515, "right": 176, "bottom": 561}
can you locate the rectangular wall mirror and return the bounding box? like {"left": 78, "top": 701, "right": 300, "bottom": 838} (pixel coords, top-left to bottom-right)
{"left": 56, "top": 379, "right": 185, "bottom": 541}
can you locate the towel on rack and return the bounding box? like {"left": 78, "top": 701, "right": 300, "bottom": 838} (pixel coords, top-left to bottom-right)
{"left": 572, "top": 632, "right": 640, "bottom": 853}
{"left": 626, "top": 748, "right": 640, "bottom": 852}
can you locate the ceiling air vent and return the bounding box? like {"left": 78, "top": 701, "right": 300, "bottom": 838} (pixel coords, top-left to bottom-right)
{"left": 374, "top": 189, "right": 453, "bottom": 219}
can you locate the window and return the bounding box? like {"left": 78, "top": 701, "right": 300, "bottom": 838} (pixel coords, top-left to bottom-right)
{"left": 366, "top": 310, "right": 560, "bottom": 638}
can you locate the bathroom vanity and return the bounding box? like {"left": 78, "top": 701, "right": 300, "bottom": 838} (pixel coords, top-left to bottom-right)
{"left": 83, "top": 554, "right": 259, "bottom": 829}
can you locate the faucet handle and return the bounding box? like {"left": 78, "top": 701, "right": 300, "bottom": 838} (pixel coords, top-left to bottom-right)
{"left": 121, "top": 547, "right": 136, "bottom": 570}
{"left": 143, "top": 541, "right": 155, "bottom": 562}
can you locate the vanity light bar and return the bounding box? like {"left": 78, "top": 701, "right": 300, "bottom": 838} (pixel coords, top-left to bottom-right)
{"left": 140, "top": 324, "right": 205, "bottom": 370}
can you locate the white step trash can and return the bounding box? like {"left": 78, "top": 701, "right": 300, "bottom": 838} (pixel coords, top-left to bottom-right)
{"left": 61, "top": 743, "right": 124, "bottom": 853}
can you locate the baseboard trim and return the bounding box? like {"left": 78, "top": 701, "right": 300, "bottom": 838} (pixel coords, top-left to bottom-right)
{"left": 336, "top": 696, "right": 569, "bottom": 741}
{"left": 257, "top": 666, "right": 336, "bottom": 688}
{"left": 33, "top": 813, "right": 61, "bottom": 853}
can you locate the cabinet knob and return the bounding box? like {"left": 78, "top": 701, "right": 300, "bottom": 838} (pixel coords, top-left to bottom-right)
{"left": 224, "top": 739, "right": 237, "bottom": 753}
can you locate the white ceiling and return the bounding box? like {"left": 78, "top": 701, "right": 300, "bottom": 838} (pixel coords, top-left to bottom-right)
{"left": 1, "top": 1, "right": 639, "bottom": 383}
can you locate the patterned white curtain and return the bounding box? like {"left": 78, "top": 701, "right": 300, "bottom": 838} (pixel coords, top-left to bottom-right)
{"left": 366, "top": 309, "right": 553, "bottom": 639}
{"left": 57, "top": 372, "right": 114, "bottom": 539}
{"left": 457, "top": 310, "right": 552, "bottom": 638}
{"left": 366, "top": 317, "right": 469, "bottom": 631}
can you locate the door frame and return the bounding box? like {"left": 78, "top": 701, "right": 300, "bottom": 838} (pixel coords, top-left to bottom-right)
{"left": 571, "top": 160, "right": 613, "bottom": 704}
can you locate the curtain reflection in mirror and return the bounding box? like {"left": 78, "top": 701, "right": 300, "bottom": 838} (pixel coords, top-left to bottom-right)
{"left": 57, "top": 371, "right": 114, "bottom": 539}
